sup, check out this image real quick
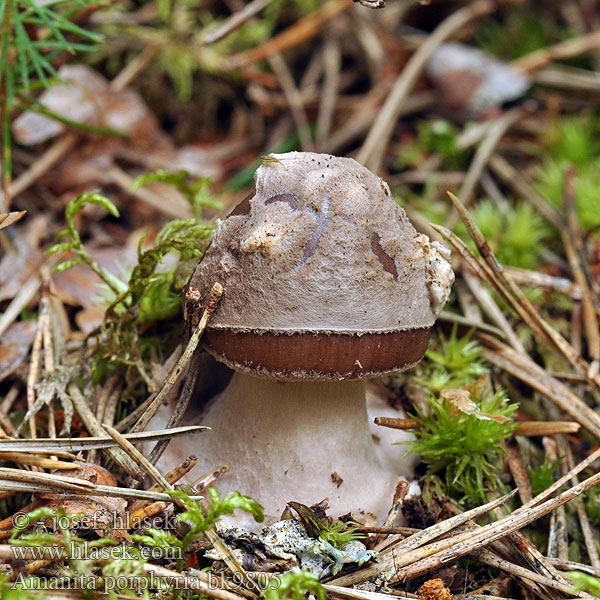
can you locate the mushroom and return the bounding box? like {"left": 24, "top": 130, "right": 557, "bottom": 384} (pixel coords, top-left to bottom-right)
{"left": 183, "top": 152, "right": 454, "bottom": 525}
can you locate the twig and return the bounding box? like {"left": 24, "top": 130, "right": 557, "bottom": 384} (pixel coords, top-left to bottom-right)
{"left": 356, "top": 0, "right": 495, "bottom": 171}
{"left": 203, "top": 0, "right": 274, "bottom": 45}
{"left": 502, "top": 266, "right": 582, "bottom": 300}
{"left": 503, "top": 439, "right": 532, "bottom": 504}
{"left": 514, "top": 421, "right": 580, "bottom": 436}
{"left": 0, "top": 426, "right": 208, "bottom": 452}
{"left": 563, "top": 441, "right": 600, "bottom": 569}
{"left": 68, "top": 383, "right": 148, "bottom": 479}
{"left": 103, "top": 424, "right": 178, "bottom": 503}
{"left": 560, "top": 167, "right": 600, "bottom": 362}
{"left": 25, "top": 305, "right": 44, "bottom": 440}
{"left": 513, "top": 29, "right": 600, "bottom": 73}
{"left": 0, "top": 481, "right": 202, "bottom": 503}
{"left": 268, "top": 54, "right": 314, "bottom": 151}
{"left": 0, "top": 133, "right": 78, "bottom": 207}
{"left": 478, "top": 335, "right": 600, "bottom": 440}
{"left": 129, "top": 282, "right": 223, "bottom": 434}
{"left": 451, "top": 107, "right": 525, "bottom": 218}
{"left": 462, "top": 268, "right": 525, "bottom": 352}
{"left": 471, "top": 549, "right": 590, "bottom": 598}
{"left": 109, "top": 44, "right": 159, "bottom": 92}
{"left": 147, "top": 346, "right": 201, "bottom": 467}
{"left": 330, "top": 491, "right": 516, "bottom": 586}
{"left": 316, "top": 37, "right": 341, "bottom": 150}
{"left": 390, "top": 470, "right": 600, "bottom": 581}
{"left": 226, "top": 0, "right": 352, "bottom": 69}
{"left": 439, "top": 192, "right": 600, "bottom": 392}
{"left": 370, "top": 480, "right": 409, "bottom": 550}
{"left": 189, "top": 464, "right": 230, "bottom": 492}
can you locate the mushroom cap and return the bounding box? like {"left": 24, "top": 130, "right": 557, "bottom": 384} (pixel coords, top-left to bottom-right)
{"left": 188, "top": 152, "right": 454, "bottom": 380}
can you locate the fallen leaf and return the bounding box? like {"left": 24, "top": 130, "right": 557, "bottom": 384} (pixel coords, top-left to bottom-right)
{"left": 0, "top": 211, "right": 26, "bottom": 231}
{"left": 427, "top": 43, "right": 530, "bottom": 115}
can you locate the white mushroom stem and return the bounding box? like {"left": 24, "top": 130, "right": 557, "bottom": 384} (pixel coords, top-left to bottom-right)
{"left": 192, "top": 371, "right": 405, "bottom": 526}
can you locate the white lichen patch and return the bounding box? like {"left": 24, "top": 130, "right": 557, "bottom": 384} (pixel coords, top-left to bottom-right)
{"left": 258, "top": 519, "right": 377, "bottom": 577}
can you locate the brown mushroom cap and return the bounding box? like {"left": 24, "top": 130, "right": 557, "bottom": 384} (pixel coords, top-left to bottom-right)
{"left": 189, "top": 152, "right": 453, "bottom": 380}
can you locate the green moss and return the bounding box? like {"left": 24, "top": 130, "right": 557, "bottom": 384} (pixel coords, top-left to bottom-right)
{"left": 413, "top": 328, "right": 488, "bottom": 393}
{"left": 261, "top": 570, "right": 325, "bottom": 600}
{"left": 527, "top": 457, "right": 561, "bottom": 498}
{"left": 406, "top": 386, "right": 518, "bottom": 505}
{"left": 535, "top": 158, "right": 600, "bottom": 234}
{"left": 475, "top": 9, "right": 575, "bottom": 61}
{"left": 454, "top": 198, "right": 551, "bottom": 269}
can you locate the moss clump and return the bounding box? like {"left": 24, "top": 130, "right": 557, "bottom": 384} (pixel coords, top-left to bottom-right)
{"left": 406, "top": 381, "right": 518, "bottom": 505}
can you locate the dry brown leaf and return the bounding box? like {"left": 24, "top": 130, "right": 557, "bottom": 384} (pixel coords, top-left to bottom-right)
{"left": 0, "top": 211, "right": 26, "bottom": 231}
{"left": 427, "top": 42, "right": 530, "bottom": 115}
{"left": 35, "top": 462, "right": 130, "bottom": 541}
{"left": 0, "top": 320, "right": 37, "bottom": 383}
{"left": 441, "top": 382, "right": 508, "bottom": 423}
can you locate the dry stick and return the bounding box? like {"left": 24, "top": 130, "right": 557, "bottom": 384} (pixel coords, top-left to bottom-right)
{"left": 39, "top": 283, "right": 57, "bottom": 449}
{"left": 442, "top": 193, "right": 600, "bottom": 393}
{"left": 390, "top": 470, "right": 600, "bottom": 582}
{"left": 103, "top": 424, "right": 175, "bottom": 499}
{"left": 479, "top": 336, "right": 600, "bottom": 440}
{"left": 454, "top": 277, "right": 483, "bottom": 322}
{"left": 129, "top": 282, "right": 223, "bottom": 435}
{"left": 448, "top": 107, "right": 525, "bottom": 227}
{"left": 512, "top": 29, "right": 600, "bottom": 73}
{"left": 0, "top": 453, "right": 76, "bottom": 469}
{"left": 370, "top": 480, "right": 409, "bottom": 550}
{"left": 147, "top": 349, "right": 201, "bottom": 467}
{"left": 227, "top": 0, "right": 352, "bottom": 69}
{"left": 203, "top": 0, "right": 274, "bottom": 45}
{"left": 268, "top": 53, "right": 314, "bottom": 151}
{"left": 503, "top": 439, "right": 532, "bottom": 504}
{"left": 374, "top": 416, "right": 579, "bottom": 437}
{"left": 330, "top": 491, "right": 516, "bottom": 586}
{"left": 0, "top": 133, "right": 78, "bottom": 208}
{"left": 323, "top": 585, "right": 416, "bottom": 600}
{"left": 462, "top": 268, "right": 525, "bottom": 352}
{"left": 563, "top": 441, "right": 600, "bottom": 569}
{"left": 0, "top": 467, "right": 95, "bottom": 491}
{"left": 0, "top": 427, "right": 206, "bottom": 451}
{"left": 189, "top": 464, "right": 229, "bottom": 492}
{"left": 561, "top": 167, "right": 600, "bottom": 362}
{"left": 431, "top": 224, "right": 554, "bottom": 347}
{"left": 543, "top": 437, "right": 568, "bottom": 563}
{"left": 89, "top": 380, "right": 122, "bottom": 463}
{"left": 488, "top": 154, "right": 562, "bottom": 229}
{"left": 502, "top": 266, "right": 582, "bottom": 300}
{"left": 67, "top": 383, "right": 143, "bottom": 479}
{"left": 356, "top": 0, "right": 495, "bottom": 172}
{"left": 25, "top": 307, "right": 44, "bottom": 440}
{"left": 128, "top": 455, "right": 198, "bottom": 514}
{"left": 110, "top": 44, "right": 159, "bottom": 93}
{"left": 438, "top": 310, "right": 507, "bottom": 338}
{"left": 514, "top": 421, "right": 580, "bottom": 436}
{"left": 548, "top": 557, "right": 600, "bottom": 578}
{"left": 0, "top": 210, "right": 26, "bottom": 230}
{"left": 373, "top": 417, "right": 418, "bottom": 430}
{"left": 471, "top": 549, "right": 589, "bottom": 598}
{"left": 0, "top": 481, "right": 201, "bottom": 503}
{"left": 316, "top": 37, "right": 341, "bottom": 150}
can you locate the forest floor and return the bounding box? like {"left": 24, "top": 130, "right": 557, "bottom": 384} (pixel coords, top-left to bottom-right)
{"left": 1, "top": 0, "right": 600, "bottom": 598}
